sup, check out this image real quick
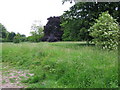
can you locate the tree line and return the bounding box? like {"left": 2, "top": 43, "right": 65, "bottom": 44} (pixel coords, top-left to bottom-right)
{"left": 61, "top": 2, "right": 120, "bottom": 49}
{"left": 0, "top": 2, "right": 120, "bottom": 50}
{"left": 0, "top": 22, "right": 44, "bottom": 43}
{"left": 0, "top": 23, "right": 26, "bottom": 43}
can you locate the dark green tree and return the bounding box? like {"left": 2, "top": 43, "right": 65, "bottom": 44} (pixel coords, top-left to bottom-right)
{"left": 13, "top": 33, "right": 21, "bottom": 43}
{"left": 0, "top": 23, "right": 8, "bottom": 38}
{"left": 20, "top": 34, "right": 27, "bottom": 42}
{"left": 7, "top": 32, "right": 16, "bottom": 42}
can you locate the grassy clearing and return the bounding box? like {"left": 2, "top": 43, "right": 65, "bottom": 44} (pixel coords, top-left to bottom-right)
{"left": 2, "top": 42, "right": 118, "bottom": 88}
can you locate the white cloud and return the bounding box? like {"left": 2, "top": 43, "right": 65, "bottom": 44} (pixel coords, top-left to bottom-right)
{"left": 0, "top": 0, "right": 74, "bottom": 36}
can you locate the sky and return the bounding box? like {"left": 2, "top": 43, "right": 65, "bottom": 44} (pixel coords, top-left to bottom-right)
{"left": 0, "top": 0, "right": 74, "bottom": 36}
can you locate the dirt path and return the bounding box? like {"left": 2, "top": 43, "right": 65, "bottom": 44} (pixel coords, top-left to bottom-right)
{"left": 1, "top": 64, "right": 34, "bottom": 88}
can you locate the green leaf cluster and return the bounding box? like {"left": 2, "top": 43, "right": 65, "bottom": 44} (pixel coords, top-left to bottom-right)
{"left": 89, "top": 11, "right": 119, "bottom": 50}
{"left": 61, "top": 2, "right": 120, "bottom": 42}
{"left": 13, "top": 34, "right": 20, "bottom": 43}
{"left": 28, "top": 22, "right": 44, "bottom": 42}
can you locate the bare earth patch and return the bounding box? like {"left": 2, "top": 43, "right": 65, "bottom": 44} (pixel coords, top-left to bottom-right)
{"left": 1, "top": 64, "right": 34, "bottom": 88}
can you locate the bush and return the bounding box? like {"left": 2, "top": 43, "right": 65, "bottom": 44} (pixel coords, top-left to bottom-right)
{"left": 89, "top": 11, "right": 119, "bottom": 50}
{"left": 27, "top": 35, "right": 42, "bottom": 42}
{"left": 20, "top": 37, "right": 27, "bottom": 42}
{"left": 13, "top": 36, "right": 20, "bottom": 43}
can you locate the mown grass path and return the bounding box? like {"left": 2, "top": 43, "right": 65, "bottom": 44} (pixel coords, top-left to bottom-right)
{"left": 1, "top": 63, "right": 34, "bottom": 88}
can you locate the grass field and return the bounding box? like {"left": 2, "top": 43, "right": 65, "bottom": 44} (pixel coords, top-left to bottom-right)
{"left": 2, "top": 42, "right": 118, "bottom": 88}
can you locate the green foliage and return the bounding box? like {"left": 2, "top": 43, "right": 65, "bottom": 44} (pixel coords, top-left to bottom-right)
{"left": 61, "top": 2, "right": 120, "bottom": 41}
{"left": 13, "top": 34, "right": 20, "bottom": 43}
{"left": 7, "top": 32, "right": 16, "bottom": 42}
{"left": 2, "top": 42, "right": 118, "bottom": 88}
{"left": 0, "top": 23, "right": 19, "bottom": 42}
{"left": 61, "top": 19, "right": 87, "bottom": 41}
{"left": 27, "top": 35, "right": 41, "bottom": 42}
{"left": 0, "top": 23, "right": 9, "bottom": 42}
{"left": 0, "top": 23, "right": 27, "bottom": 42}
{"left": 28, "top": 21, "right": 44, "bottom": 42}
{"left": 22, "top": 76, "right": 41, "bottom": 84}
{"left": 89, "top": 11, "right": 119, "bottom": 50}
{"left": 20, "top": 37, "right": 27, "bottom": 42}
{"left": 0, "top": 23, "right": 8, "bottom": 38}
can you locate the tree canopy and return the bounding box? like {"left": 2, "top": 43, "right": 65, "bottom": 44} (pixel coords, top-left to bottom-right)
{"left": 89, "top": 11, "right": 119, "bottom": 49}
{"left": 61, "top": 2, "right": 120, "bottom": 41}
{"left": 41, "top": 16, "right": 63, "bottom": 42}
{"left": 0, "top": 23, "right": 8, "bottom": 38}
{"left": 27, "top": 20, "right": 44, "bottom": 42}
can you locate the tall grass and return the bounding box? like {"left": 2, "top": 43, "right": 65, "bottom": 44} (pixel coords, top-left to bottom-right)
{"left": 2, "top": 42, "right": 118, "bottom": 88}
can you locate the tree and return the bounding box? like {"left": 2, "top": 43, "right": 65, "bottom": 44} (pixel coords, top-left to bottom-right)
{"left": 29, "top": 20, "right": 44, "bottom": 42}
{"left": 61, "top": 2, "right": 120, "bottom": 41}
{"left": 62, "top": 0, "right": 117, "bottom": 4}
{"left": 0, "top": 23, "right": 27, "bottom": 42}
{"left": 0, "top": 23, "right": 8, "bottom": 39}
{"left": 0, "top": 23, "right": 8, "bottom": 42}
{"left": 41, "top": 16, "right": 63, "bottom": 42}
{"left": 7, "top": 32, "right": 16, "bottom": 42}
{"left": 62, "top": 0, "right": 74, "bottom": 4}
{"left": 19, "top": 34, "right": 27, "bottom": 42}
{"left": 89, "top": 11, "right": 119, "bottom": 50}
{"left": 31, "top": 20, "right": 44, "bottom": 36}
{"left": 20, "top": 34, "right": 26, "bottom": 37}
{"left": 13, "top": 33, "right": 20, "bottom": 43}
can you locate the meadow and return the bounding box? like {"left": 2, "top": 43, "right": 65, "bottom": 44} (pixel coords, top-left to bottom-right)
{"left": 2, "top": 42, "right": 118, "bottom": 88}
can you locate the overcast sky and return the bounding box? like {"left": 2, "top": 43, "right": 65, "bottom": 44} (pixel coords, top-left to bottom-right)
{"left": 0, "top": 0, "right": 74, "bottom": 36}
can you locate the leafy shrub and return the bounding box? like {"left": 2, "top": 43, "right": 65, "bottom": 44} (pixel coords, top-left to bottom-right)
{"left": 20, "top": 37, "right": 27, "bottom": 42}
{"left": 89, "top": 11, "right": 119, "bottom": 50}
{"left": 13, "top": 36, "right": 20, "bottom": 43}
{"left": 27, "top": 35, "right": 42, "bottom": 42}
